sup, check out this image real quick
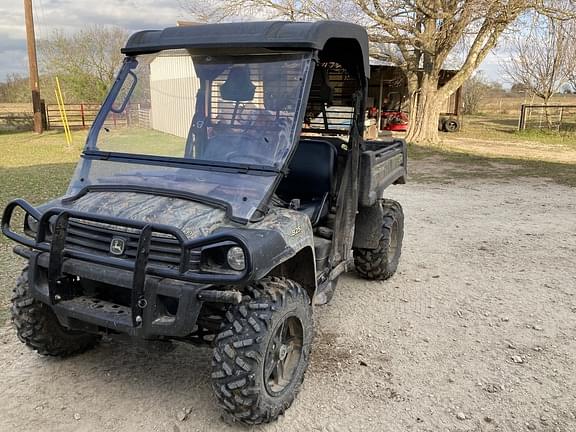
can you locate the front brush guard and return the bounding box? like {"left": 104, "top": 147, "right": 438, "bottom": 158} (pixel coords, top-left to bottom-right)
{"left": 2, "top": 199, "right": 252, "bottom": 329}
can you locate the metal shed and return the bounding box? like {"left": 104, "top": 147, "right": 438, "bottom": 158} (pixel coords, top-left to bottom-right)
{"left": 149, "top": 54, "right": 200, "bottom": 138}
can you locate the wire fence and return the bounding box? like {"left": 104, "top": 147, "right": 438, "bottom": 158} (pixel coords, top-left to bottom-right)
{"left": 518, "top": 104, "right": 576, "bottom": 132}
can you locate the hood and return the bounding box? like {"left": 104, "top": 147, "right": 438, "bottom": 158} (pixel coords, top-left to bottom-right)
{"left": 59, "top": 192, "right": 228, "bottom": 239}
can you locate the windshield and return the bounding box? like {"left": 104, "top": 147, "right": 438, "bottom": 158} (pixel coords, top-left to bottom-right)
{"left": 70, "top": 50, "right": 313, "bottom": 222}
{"left": 89, "top": 49, "right": 311, "bottom": 167}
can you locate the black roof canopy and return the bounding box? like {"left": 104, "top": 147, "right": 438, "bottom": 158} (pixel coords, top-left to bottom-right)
{"left": 122, "top": 21, "right": 370, "bottom": 78}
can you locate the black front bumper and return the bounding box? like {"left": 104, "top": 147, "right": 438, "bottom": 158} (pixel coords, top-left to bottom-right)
{"left": 3, "top": 200, "right": 250, "bottom": 339}
{"left": 24, "top": 249, "right": 216, "bottom": 338}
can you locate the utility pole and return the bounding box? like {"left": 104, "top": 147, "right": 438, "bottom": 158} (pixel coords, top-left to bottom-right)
{"left": 24, "top": 0, "right": 43, "bottom": 133}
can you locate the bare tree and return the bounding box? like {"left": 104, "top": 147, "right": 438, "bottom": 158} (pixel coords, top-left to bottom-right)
{"left": 39, "top": 26, "right": 129, "bottom": 103}
{"left": 565, "top": 20, "right": 576, "bottom": 93}
{"left": 462, "top": 72, "right": 491, "bottom": 115}
{"left": 181, "top": 0, "right": 574, "bottom": 144}
{"left": 503, "top": 15, "right": 570, "bottom": 117}
{"left": 0, "top": 74, "right": 30, "bottom": 103}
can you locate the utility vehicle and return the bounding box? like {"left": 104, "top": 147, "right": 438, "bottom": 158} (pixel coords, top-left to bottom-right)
{"left": 2, "top": 21, "right": 407, "bottom": 424}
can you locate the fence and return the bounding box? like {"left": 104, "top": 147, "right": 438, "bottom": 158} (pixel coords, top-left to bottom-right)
{"left": 45, "top": 104, "right": 152, "bottom": 130}
{"left": 518, "top": 104, "right": 576, "bottom": 132}
{"left": 46, "top": 103, "right": 105, "bottom": 129}
{"left": 0, "top": 102, "right": 153, "bottom": 133}
{"left": 0, "top": 103, "right": 33, "bottom": 132}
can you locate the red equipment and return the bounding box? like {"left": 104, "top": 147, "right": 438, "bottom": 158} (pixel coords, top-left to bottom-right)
{"left": 381, "top": 111, "right": 409, "bottom": 132}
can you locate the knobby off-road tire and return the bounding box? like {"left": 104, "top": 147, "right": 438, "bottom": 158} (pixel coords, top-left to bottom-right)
{"left": 211, "top": 277, "right": 313, "bottom": 425}
{"left": 11, "top": 268, "right": 100, "bottom": 357}
{"left": 354, "top": 199, "right": 404, "bottom": 280}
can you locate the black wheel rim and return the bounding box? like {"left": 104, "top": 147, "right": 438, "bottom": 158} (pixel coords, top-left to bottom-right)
{"left": 388, "top": 220, "right": 399, "bottom": 265}
{"left": 263, "top": 315, "right": 304, "bottom": 396}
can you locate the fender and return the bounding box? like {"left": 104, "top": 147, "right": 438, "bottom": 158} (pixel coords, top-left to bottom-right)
{"left": 353, "top": 201, "right": 384, "bottom": 250}
{"left": 229, "top": 208, "right": 317, "bottom": 299}
{"left": 228, "top": 226, "right": 317, "bottom": 299}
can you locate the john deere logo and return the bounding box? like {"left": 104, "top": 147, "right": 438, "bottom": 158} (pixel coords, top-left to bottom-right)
{"left": 110, "top": 237, "right": 126, "bottom": 256}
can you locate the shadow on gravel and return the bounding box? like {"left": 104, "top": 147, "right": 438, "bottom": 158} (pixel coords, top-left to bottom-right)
{"left": 56, "top": 337, "right": 215, "bottom": 396}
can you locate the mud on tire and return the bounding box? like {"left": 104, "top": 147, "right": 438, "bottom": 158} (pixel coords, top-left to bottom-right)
{"left": 353, "top": 199, "right": 404, "bottom": 280}
{"left": 11, "top": 268, "right": 101, "bottom": 357}
{"left": 211, "top": 277, "right": 313, "bottom": 425}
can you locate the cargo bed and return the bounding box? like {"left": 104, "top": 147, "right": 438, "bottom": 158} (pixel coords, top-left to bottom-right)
{"left": 359, "top": 138, "right": 407, "bottom": 207}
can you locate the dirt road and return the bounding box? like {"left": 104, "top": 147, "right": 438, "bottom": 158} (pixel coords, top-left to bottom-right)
{"left": 1, "top": 164, "right": 575, "bottom": 432}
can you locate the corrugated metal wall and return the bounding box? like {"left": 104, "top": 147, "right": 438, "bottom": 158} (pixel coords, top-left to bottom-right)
{"left": 150, "top": 55, "right": 200, "bottom": 138}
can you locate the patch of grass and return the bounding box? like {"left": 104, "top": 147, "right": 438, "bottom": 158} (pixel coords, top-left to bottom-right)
{"left": 0, "top": 131, "right": 85, "bottom": 314}
{"left": 99, "top": 127, "right": 185, "bottom": 157}
{"left": 408, "top": 143, "right": 576, "bottom": 187}
{"left": 514, "top": 128, "right": 576, "bottom": 145}
{"left": 457, "top": 115, "right": 576, "bottom": 147}
{"left": 0, "top": 130, "right": 85, "bottom": 168}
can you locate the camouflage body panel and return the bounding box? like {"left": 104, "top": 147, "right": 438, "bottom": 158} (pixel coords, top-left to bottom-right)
{"left": 58, "top": 192, "right": 227, "bottom": 240}
{"left": 44, "top": 191, "right": 316, "bottom": 281}
{"left": 250, "top": 207, "right": 315, "bottom": 264}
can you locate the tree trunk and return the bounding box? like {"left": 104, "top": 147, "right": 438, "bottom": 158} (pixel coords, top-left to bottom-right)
{"left": 543, "top": 98, "right": 552, "bottom": 129}
{"left": 406, "top": 76, "right": 443, "bottom": 145}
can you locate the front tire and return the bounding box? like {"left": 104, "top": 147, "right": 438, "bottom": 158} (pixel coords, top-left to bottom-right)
{"left": 211, "top": 277, "right": 313, "bottom": 425}
{"left": 11, "top": 268, "right": 100, "bottom": 357}
{"left": 353, "top": 199, "right": 404, "bottom": 280}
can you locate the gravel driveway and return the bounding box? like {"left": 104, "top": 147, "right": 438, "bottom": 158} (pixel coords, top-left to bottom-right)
{"left": 1, "top": 162, "right": 575, "bottom": 432}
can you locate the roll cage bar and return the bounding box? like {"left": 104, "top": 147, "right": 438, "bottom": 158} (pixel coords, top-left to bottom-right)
{"left": 122, "top": 21, "right": 370, "bottom": 79}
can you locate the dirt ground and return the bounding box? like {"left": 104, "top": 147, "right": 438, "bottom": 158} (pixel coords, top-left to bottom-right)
{"left": 1, "top": 160, "right": 575, "bottom": 432}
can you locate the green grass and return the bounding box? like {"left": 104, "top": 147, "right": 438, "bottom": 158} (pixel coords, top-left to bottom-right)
{"left": 0, "top": 130, "right": 86, "bottom": 319}
{"left": 99, "top": 127, "right": 185, "bottom": 157}
{"left": 0, "top": 130, "right": 87, "bottom": 239}
{"left": 408, "top": 143, "right": 576, "bottom": 188}
{"left": 0, "top": 130, "right": 84, "bottom": 168}
{"left": 457, "top": 115, "right": 576, "bottom": 147}
{"left": 514, "top": 128, "right": 576, "bottom": 145}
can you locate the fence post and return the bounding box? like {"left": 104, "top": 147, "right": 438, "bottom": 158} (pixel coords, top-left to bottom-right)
{"left": 559, "top": 107, "right": 564, "bottom": 132}
{"left": 80, "top": 103, "right": 86, "bottom": 128}
{"left": 518, "top": 104, "right": 526, "bottom": 131}
{"left": 40, "top": 99, "right": 48, "bottom": 131}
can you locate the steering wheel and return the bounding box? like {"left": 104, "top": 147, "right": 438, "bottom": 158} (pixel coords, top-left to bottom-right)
{"left": 224, "top": 151, "right": 273, "bottom": 165}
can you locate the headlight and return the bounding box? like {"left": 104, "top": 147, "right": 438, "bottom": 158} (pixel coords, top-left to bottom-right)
{"left": 226, "top": 246, "right": 245, "bottom": 271}
{"left": 200, "top": 244, "right": 246, "bottom": 273}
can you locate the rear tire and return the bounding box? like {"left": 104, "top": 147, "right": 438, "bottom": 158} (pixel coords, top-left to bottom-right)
{"left": 443, "top": 118, "right": 460, "bottom": 132}
{"left": 211, "top": 277, "right": 313, "bottom": 425}
{"left": 353, "top": 199, "right": 404, "bottom": 280}
{"left": 11, "top": 268, "right": 100, "bottom": 357}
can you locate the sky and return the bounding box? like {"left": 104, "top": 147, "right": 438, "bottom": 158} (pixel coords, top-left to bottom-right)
{"left": 0, "top": 0, "right": 185, "bottom": 80}
{"left": 0, "top": 0, "right": 504, "bottom": 83}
